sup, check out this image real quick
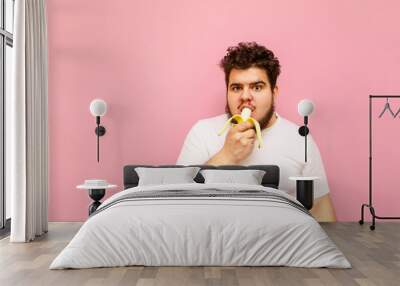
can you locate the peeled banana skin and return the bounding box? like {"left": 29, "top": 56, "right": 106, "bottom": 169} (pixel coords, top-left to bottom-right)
{"left": 218, "top": 108, "right": 264, "bottom": 148}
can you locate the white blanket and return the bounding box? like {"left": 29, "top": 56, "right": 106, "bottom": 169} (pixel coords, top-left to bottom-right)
{"left": 50, "top": 183, "right": 351, "bottom": 269}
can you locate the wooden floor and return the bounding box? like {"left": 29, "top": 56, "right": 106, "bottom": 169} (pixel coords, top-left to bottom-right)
{"left": 0, "top": 222, "right": 399, "bottom": 286}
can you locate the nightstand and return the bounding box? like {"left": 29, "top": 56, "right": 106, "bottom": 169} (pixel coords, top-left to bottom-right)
{"left": 77, "top": 180, "right": 117, "bottom": 216}
{"left": 288, "top": 176, "right": 319, "bottom": 210}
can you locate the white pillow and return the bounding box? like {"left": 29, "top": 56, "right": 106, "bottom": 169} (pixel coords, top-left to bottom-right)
{"left": 200, "top": 169, "right": 266, "bottom": 185}
{"left": 135, "top": 167, "right": 201, "bottom": 186}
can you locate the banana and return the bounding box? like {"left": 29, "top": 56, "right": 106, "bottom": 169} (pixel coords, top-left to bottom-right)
{"left": 218, "top": 107, "right": 264, "bottom": 148}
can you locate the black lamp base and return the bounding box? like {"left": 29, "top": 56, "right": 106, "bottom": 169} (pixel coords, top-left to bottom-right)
{"left": 298, "top": 126, "right": 309, "bottom": 136}
{"left": 95, "top": 126, "right": 106, "bottom": 136}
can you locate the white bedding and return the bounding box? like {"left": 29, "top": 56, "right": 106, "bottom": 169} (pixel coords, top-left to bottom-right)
{"left": 50, "top": 183, "right": 351, "bottom": 269}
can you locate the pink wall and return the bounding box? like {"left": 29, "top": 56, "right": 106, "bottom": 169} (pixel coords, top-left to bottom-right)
{"left": 46, "top": 0, "right": 400, "bottom": 221}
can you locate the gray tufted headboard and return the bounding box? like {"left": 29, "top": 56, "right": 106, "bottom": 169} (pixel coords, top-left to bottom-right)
{"left": 123, "top": 165, "right": 280, "bottom": 189}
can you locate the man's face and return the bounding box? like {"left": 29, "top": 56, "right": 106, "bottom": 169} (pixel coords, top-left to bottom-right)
{"left": 226, "top": 66, "right": 278, "bottom": 129}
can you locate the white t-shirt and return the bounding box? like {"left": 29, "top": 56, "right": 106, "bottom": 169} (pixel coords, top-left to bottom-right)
{"left": 176, "top": 113, "right": 330, "bottom": 199}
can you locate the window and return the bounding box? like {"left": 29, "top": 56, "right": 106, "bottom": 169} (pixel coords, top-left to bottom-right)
{"left": 0, "top": 0, "right": 14, "bottom": 233}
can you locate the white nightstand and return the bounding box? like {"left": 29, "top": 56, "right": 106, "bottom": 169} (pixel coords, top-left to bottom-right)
{"left": 289, "top": 176, "right": 319, "bottom": 210}
{"left": 77, "top": 180, "right": 117, "bottom": 216}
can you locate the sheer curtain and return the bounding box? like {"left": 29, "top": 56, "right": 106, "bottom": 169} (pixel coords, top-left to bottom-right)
{"left": 9, "top": 0, "right": 48, "bottom": 242}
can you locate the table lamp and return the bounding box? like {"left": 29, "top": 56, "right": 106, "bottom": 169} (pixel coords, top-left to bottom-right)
{"left": 293, "top": 99, "right": 316, "bottom": 210}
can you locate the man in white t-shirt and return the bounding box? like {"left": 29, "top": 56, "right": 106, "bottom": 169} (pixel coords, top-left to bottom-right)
{"left": 176, "top": 42, "right": 336, "bottom": 222}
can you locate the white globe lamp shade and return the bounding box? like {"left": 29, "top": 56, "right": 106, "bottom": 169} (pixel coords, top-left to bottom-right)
{"left": 90, "top": 99, "right": 107, "bottom": 117}
{"left": 298, "top": 99, "right": 314, "bottom": 117}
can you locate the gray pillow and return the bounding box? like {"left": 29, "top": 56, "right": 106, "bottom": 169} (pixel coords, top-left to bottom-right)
{"left": 200, "top": 169, "right": 266, "bottom": 185}
{"left": 135, "top": 167, "right": 201, "bottom": 186}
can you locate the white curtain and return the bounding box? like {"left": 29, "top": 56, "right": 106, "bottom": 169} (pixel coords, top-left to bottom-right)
{"left": 9, "top": 0, "right": 48, "bottom": 242}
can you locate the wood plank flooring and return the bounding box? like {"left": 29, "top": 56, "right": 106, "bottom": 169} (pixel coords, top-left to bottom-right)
{"left": 0, "top": 222, "right": 399, "bottom": 286}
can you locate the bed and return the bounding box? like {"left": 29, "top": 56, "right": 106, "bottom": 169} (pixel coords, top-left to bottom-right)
{"left": 50, "top": 164, "right": 350, "bottom": 269}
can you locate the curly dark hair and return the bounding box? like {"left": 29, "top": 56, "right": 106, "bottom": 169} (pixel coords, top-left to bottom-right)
{"left": 219, "top": 42, "right": 281, "bottom": 90}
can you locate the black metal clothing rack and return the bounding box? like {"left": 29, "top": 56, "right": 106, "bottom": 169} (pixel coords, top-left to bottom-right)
{"left": 359, "top": 95, "right": 400, "bottom": 230}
